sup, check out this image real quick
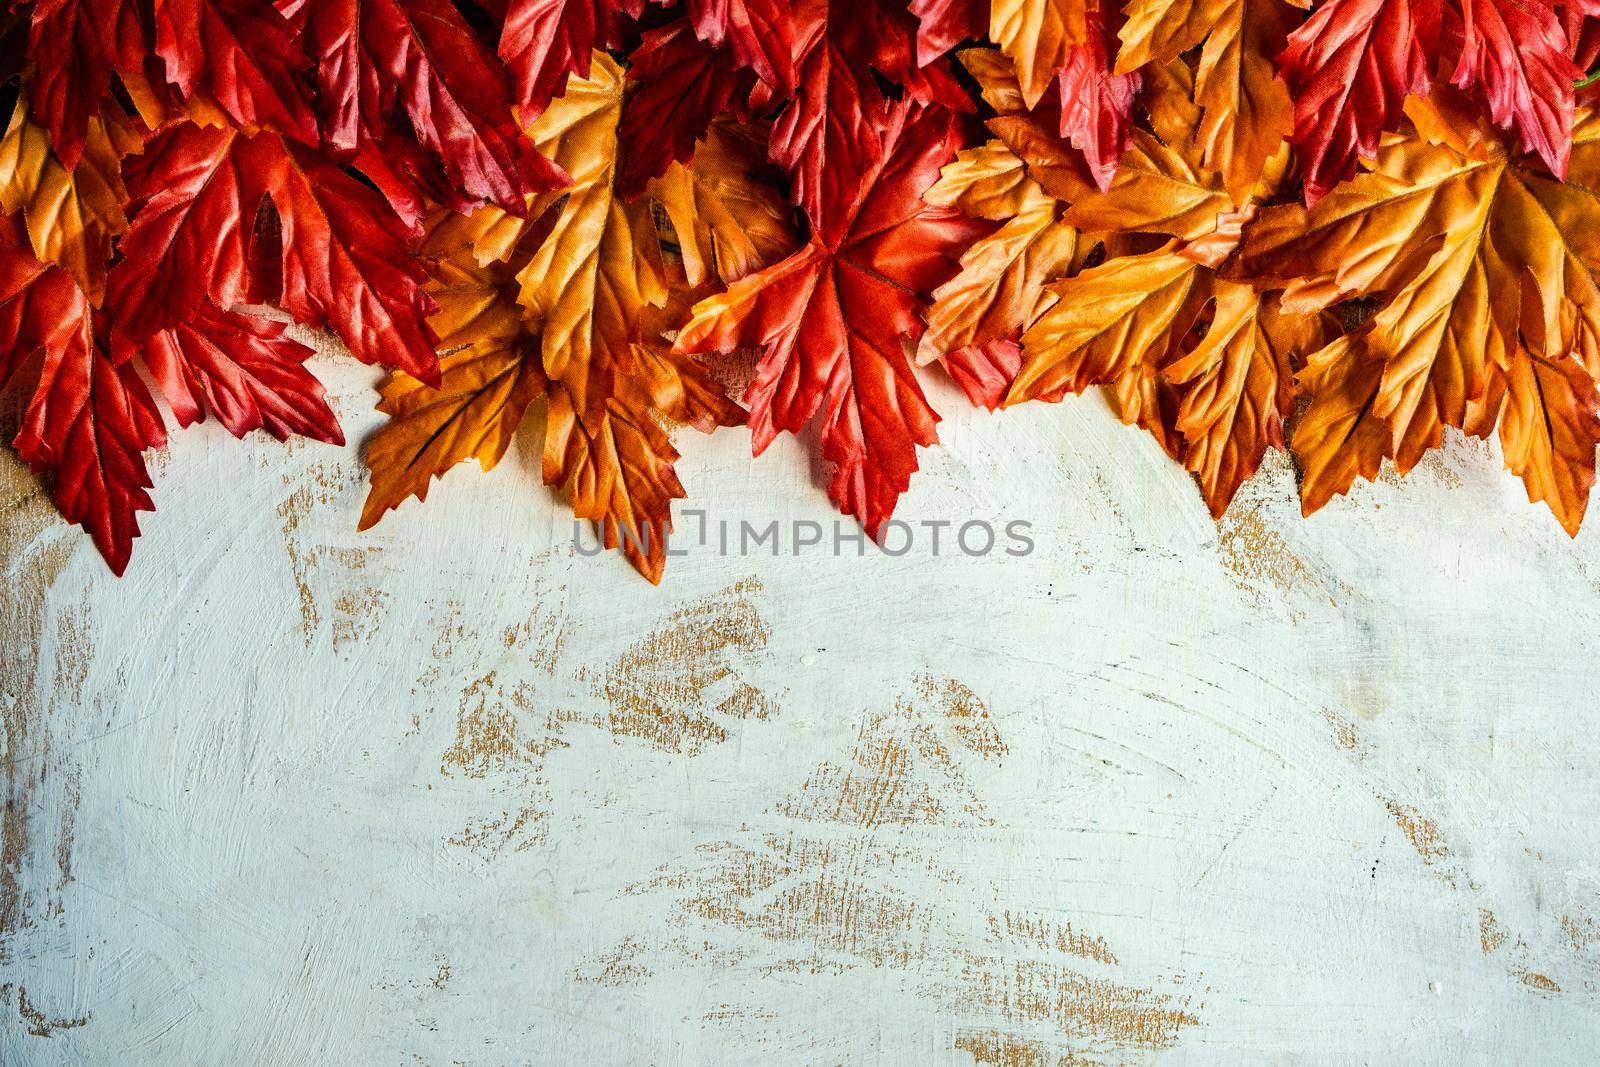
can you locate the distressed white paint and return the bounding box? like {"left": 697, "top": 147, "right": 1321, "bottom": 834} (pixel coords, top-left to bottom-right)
{"left": 4, "top": 338, "right": 1600, "bottom": 1064}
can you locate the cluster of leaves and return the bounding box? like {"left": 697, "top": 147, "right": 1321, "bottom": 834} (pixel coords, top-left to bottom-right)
{"left": 2, "top": 0, "right": 1599, "bottom": 582}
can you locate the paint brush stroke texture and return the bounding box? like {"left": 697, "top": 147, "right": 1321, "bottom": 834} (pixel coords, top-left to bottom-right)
{"left": 3, "top": 356, "right": 1600, "bottom": 1062}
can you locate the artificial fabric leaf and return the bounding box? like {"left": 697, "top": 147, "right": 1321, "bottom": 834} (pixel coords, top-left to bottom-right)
{"left": 963, "top": 42, "right": 1138, "bottom": 194}
{"left": 302, "top": 0, "right": 567, "bottom": 212}
{"left": 2, "top": 214, "right": 163, "bottom": 573}
{"left": 1277, "top": 0, "right": 1441, "bottom": 203}
{"left": 498, "top": 0, "right": 644, "bottom": 118}
{"left": 1010, "top": 245, "right": 1206, "bottom": 399}
{"left": 1117, "top": 0, "right": 1228, "bottom": 70}
{"left": 918, "top": 140, "right": 1078, "bottom": 386}
{"left": 24, "top": 0, "right": 146, "bottom": 168}
{"left": 132, "top": 301, "right": 343, "bottom": 443}
{"left": 910, "top": 0, "right": 987, "bottom": 65}
{"left": 1164, "top": 286, "right": 1307, "bottom": 515}
{"left": 512, "top": 51, "right": 667, "bottom": 413}
{"left": 151, "top": 0, "right": 319, "bottom": 144}
{"left": 1494, "top": 353, "right": 1600, "bottom": 534}
{"left": 360, "top": 222, "right": 548, "bottom": 528}
{"left": 1190, "top": 0, "right": 1294, "bottom": 201}
{"left": 675, "top": 102, "right": 988, "bottom": 535}
{"left": 683, "top": 0, "right": 797, "bottom": 93}
{"left": 772, "top": 0, "right": 970, "bottom": 242}
{"left": 1054, "top": 7, "right": 1141, "bottom": 190}
{"left": 644, "top": 117, "right": 798, "bottom": 289}
{"left": 0, "top": 97, "right": 138, "bottom": 300}
{"left": 617, "top": 19, "right": 755, "bottom": 199}
{"left": 105, "top": 122, "right": 440, "bottom": 383}
{"left": 1237, "top": 108, "right": 1600, "bottom": 530}
{"left": 977, "top": 62, "right": 1320, "bottom": 515}
{"left": 0, "top": 211, "right": 86, "bottom": 388}
{"left": 363, "top": 205, "right": 738, "bottom": 581}
{"left": 990, "top": 0, "right": 1087, "bottom": 107}
{"left": 544, "top": 373, "right": 688, "bottom": 582}
{"left": 1448, "top": 0, "right": 1578, "bottom": 180}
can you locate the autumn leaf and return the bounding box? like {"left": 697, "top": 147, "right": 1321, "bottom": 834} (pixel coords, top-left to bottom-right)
{"left": 675, "top": 101, "right": 987, "bottom": 535}
{"left": 23, "top": 0, "right": 146, "bottom": 168}
{"left": 105, "top": 121, "right": 440, "bottom": 383}
{"left": 362, "top": 60, "right": 781, "bottom": 581}
{"left": 617, "top": 19, "right": 756, "bottom": 199}
{"left": 1117, "top": 0, "right": 1293, "bottom": 199}
{"left": 771, "top": 0, "right": 971, "bottom": 242}
{"left": 498, "top": 0, "right": 644, "bottom": 118}
{"left": 990, "top": 0, "right": 1087, "bottom": 108}
{"left": 151, "top": 0, "right": 319, "bottom": 143}
{"left": 1278, "top": 0, "right": 1442, "bottom": 203}
{"left": 1448, "top": 0, "right": 1579, "bottom": 180}
{"left": 645, "top": 117, "right": 798, "bottom": 289}
{"left": 1237, "top": 109, "right": 1600, "bottom": 531}
{"left": 917, "top": 140, "right": 1078, "bottom": 401}
{"left": 0, "top": 95, "right": 140, "bottom": 300}
{"left": 910, "top": 0, "right": 987, "bottom": 65}
{"left": 682, "top": 0, "right": 797, "bottom": 93}
{"left": 943, "top": 60, "right": 1322, "bottom": 515}
{"left": 302, "top": 0, "right": 568, "bottom": 213}
{"left": 359, "top": 220, "right": 550, "bottom": 529}
{"left": 1, "top": 213, "right": 164, "bottom": 574}
{"left": 1054, "top": 4, "right": 1141, "bottom": 189}
{"left": 360, "top": 212, "right": 740, "bottom": 582}
{"left": 511, "top": 51, "right": 670, "bottom": 414}
{"left": 129, "top": 301, "right": 343, "bottom": 444}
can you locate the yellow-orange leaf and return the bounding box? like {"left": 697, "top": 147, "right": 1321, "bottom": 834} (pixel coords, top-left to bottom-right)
{"left": 1010, "top": 246, "right": 1206, "bottom": 401}
{"left": 1239, "top": 109, "right": 1600, "bottom": 529}
{"left": 1117, "top": 0, "right": 1229, "bottom": 72}
{"left": 1496, "top": 354, "right": 1600, "bottom": 535}
{"left": 1192, "top": 0, "right": 1293, "bottom": 201}
{"left": 1165, "top": 285, "right": 1308, "bottom": 515}
{"left": 359, "top": 221, "right": 548, "bottom": 529}
{"left": 0, "top": 97, "right": 138, "bottom": 301}
{"left": 919, "top": 141, "right": 1078, "bottom": 366}
{"left": 516, "top": 52, "right": 668, "bottom": 413}
{"left": 646, "top": 118, "right": 797, "bottom": 290}
{"left": 990, "top": 0, "right": 1089, "bottom": 109}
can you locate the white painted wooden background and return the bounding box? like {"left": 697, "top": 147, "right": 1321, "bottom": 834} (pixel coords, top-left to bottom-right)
{"left": 4, "top": 332, "right": 1600, "bottom": 1064}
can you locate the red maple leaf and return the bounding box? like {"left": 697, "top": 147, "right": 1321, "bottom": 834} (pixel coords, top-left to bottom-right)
{"left": 301, "top": 0, "right": 567, "bottom": 213}
{"left": 105, "top": 122, "right": 440, "bottom": 384}
{"left": 2, "top": 215, "right": 164, "bottom": 574}
{"left": 681, "top": 0, "right": 798, "bottom": 93}
{"left": 498, "top": 0, "right": 644, "bottom": 118}
{"left": 1450, "top": 0, "right": 1579, "bottom": 177}
{"left": 674, "top": 102, "right": 989, "bottom": 535}
{"left": 1278, "top": 0, "right": 1443, "bottom": 203}
{"left": 128, "top": 301, "right": 344, "bottom": 444}
{"left": 772, "top": 0, "right": 971, "bottom": 244}
{"left": 617, "top": 19, "right": 756, "bottom": 198}
{"left": 23, "top": 0, "right": 147, "bottom": 168}
{"left": 910, "top": 0, "right": 987, "bottom": 66}
{"left": 152, "top": 0, "right": 320, "bottom": 143}
{"left": 1056, "top": 5, "right": 1141, "bottom": 191}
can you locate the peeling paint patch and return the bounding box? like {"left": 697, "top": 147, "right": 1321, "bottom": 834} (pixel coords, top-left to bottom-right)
{"left": 589, "top": 578, "right": 776, "bottom": 753}
{"left": 614, "top": 676, "right": 1200, "bottom": 1061}
{"left": 573, "top": 938, "right": 653, "bottom": 987}
{"left": 0, "top": 441, "right": 79, "bottom": 948}
{"left": 1, "top": 983, "right": 88, "bottom": 1038}
{"left": 1216, "top": 503, "right": 1320, "bottom": 605}
{"left": 1383, "top": 799, "right": 1452, "bottom": 872}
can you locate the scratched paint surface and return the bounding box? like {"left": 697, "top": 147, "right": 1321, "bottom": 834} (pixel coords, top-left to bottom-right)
{"left": 4, "top": 333, "right": 1600, "bottom": 1064}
